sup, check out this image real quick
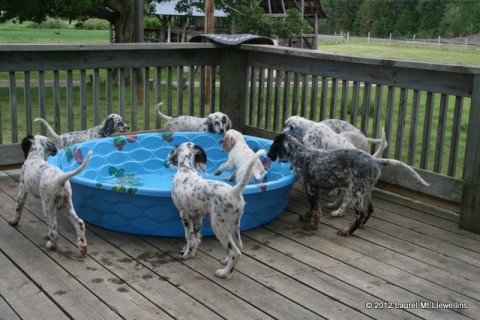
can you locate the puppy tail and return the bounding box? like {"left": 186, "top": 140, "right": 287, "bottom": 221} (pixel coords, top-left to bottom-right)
{"left": 232, "top": 149, "right": 266, "bottom": 197}
{"left": 376, "top": 158, "right": 429, "bottom": 186}
{"left": 34, "top": 118, "right": 60, "bottom": 140}
{"left": 155, "top": 102, "right": 171, "bottom": 121}
{"left": 372, "top": 128, "right": 388, "bottom": 159}
{"left": 58, "top": 151, "right": 93, "bottom": 185}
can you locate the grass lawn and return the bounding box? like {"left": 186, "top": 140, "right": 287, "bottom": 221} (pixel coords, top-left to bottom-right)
{"left": 0, "top": 28, "right": 110, "bottom": 44}
{"left": 317, "top": 39, "right": 480, "bottom": 66}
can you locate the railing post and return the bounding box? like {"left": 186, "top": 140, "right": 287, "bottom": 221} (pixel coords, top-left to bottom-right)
{"left": 460, "top": 74, "right": 480, "bottom": 233}
{"left": 219, "top": 48, "right": 248, "bottom": 131}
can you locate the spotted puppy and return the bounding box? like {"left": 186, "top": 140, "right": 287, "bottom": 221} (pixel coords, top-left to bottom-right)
{"left": 156, "top": 102, "right": 232, "bottom": 134}
{"left": 10, "top": 135, "right": 92, "bottom": 254}
{"left": 35, "top": 114, "right": 129, "bottom": 148}
{"left": 214, "top": 129, "right": 267, "bottom": 183}
{"left": 267, "top": 134, "right": 429, "bottom": 236}
{"left": 283, "top": 116, "right": 384, "bottom": 153}
{"left": 169, "top": 142, "right": 265, "bottom": 278}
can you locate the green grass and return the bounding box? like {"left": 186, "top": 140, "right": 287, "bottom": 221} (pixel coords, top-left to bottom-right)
{"left": 317, "top": 39, "right": 480, "bottom": 66}
{"left": 0, "top": 28, "right": 110, "bottom": 44}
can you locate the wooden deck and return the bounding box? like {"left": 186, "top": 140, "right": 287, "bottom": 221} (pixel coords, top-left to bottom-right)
{"left": 1, "top": 168, "right": 479, "bottom": 320}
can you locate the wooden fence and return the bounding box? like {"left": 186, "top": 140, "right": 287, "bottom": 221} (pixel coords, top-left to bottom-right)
{"left": 0, "top": 43, "right": 479, "bottom": 233}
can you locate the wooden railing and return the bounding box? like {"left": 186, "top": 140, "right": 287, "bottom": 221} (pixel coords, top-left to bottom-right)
{"left": 1, "top": 43, "right": 479, "bottom": 233}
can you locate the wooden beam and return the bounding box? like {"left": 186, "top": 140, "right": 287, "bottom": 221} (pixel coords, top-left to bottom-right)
{"left": 460, "top": 74, "right": 480, "bottom": 233}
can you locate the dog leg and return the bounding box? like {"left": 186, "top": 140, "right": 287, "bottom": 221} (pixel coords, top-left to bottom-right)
{"left": 179, "top": 215, "right": 196, "bottom": 258}
{"left": 62, "top": 199, "right": 88, "bottom": 255}
{"left": 325, "top": 189, "right": 343, "bottom": 210}
{"left": 10, "top": 188, "right": 27, "bottom": 226}
{"left": 360, "top": 198, "right": 374, "bottom": 228}
{"left": 214, "top": 231, "right": 241, "bottom": 279}
{"left": 180, "top": 214, "right": 202, "bottom": 259}
{"left": 303, "top": 190, "right": 321, "bottom": 230}
{"left": 337, "top": 193, "right": 365, "bottom": 236}
{"left": 44, "top": 204, "right": 59, "bottom": 250}
{"left": 330, "top": 188, "right": 351, "bottom": 217}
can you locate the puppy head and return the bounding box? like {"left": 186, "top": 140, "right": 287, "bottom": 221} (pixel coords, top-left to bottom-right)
{"left": 206, "top": 112, "right": 232, "bottom": 134}
{"left": 221, "top": 129, "right": 243, "bottom": 152}
{"left": 104, "top": 114, "right": 130, "bottom": 134}
{"left": 168, "top": 142, "right": 207, "bottom": 173}
{"left": 22, "top": 135, "right": 57, "bottom": 160}
{"left": 267, "top": 134, "right": 289, "bottom": 163}
{"left": 282, "top": 116, "right": 309, "bottom": 138}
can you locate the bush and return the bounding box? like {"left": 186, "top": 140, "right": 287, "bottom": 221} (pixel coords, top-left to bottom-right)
{"left": 75, "top": 19, "right": 110, "bottom": 30}
{"left": 26, "top": 18, "right": 71, "bottom": 29}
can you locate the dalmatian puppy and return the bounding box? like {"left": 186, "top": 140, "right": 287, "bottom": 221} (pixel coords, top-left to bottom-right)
{"left": 156, "top": 102, "right": 232, "bottom": 134}
{"left": 10, "top": 135, "right": 92, "bottom": 254}
{"left": 268, "top": 133, "right": 428, "bottom": 236}
{"left": 214, "top": 129, "right": 267, "bottom": 183}
{"left": 35, "top": 114, "right": 129, "bottom": 148}
{"left": 168, "top": 142, "right": 265, "bottom": 279}
{"left": 283, "top": 116, "right": 384, "bottom": 153}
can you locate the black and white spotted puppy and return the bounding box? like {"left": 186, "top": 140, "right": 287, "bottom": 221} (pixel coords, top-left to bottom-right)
{"left": 156, "top": 102, "right": 232, "bottom": 134}
{"left": 267, "top": 134, "right": 429, "bottom": 236}
{"left": 168, "top": 142, "right": 265, "bottom": 278}
{"left": 10, "top": 135, "right": 92, "bottom": 254}
{"left": 35, "top": 114, "right": 129, "bottom": 148}
{"left": 283, "top": 116, "right": 384, "bottom": 153}
{"left": 214, "top": 129, "right": 267, "bottom": 183}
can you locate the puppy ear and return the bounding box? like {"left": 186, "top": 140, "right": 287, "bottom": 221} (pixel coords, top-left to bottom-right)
{"left": 104, "top": 116, "right": 114, "bottom": 131}
{"left": 205, "top": 116, "right": 214, "bottom": 133}
{"left": 222, "top": 134, "right": 235, "bottom": 152}
{"left": 21, "top": 135, "right": 34, "bottom": 159}
{"left": 193, "top": 145, "right": 207, "bottom": 172}
{"left": 167, "top": 145, "right": 180, "bottom": 167}
{"left": 267, "top": 134, "right": 286, "bottom": 161}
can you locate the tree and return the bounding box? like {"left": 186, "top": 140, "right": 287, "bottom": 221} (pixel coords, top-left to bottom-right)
{"left": 0, "top": 0, "right": 142, "bottom": 43}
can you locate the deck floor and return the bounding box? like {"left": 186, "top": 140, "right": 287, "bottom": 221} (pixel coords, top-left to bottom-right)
{"left": 1, "top": 169, "right": 479, "bottom": 320}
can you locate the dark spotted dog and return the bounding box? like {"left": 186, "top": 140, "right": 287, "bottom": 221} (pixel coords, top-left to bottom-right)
{"left": 267, "top": 134, "right": 429, "bottom": 236}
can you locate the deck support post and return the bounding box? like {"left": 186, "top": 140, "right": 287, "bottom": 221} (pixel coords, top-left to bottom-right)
{"left": 219, "top": 49, "right": 248, "bottom": 132}
{"left": 460, "top": 74, "right": 480, "bottom": 233}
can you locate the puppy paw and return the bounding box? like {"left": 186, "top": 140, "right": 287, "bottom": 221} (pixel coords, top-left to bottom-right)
{"left": 214, "top": 170, "right": 221, "bottom": 176}
{"left": 8, "top": 219, "right": 19, "bottom": 227}
{"left": 46, "top": 241, "right": 57, "bottom": 250}
{"left": 336, "top": 229, "right": 349, "bottom": 237}
{"left": 215, "top": 267, "right": 233, "bottom": 279}
{"left": 330, "top": 209, "right": 345, "bottom": 218}
{"left": 79, "top": 245, "right": 88, "bottom": 255}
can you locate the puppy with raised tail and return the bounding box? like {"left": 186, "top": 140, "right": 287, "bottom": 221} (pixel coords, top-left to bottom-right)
{"left": 35, "top": 114, "right": 129, "bottom": 148}
{"left": 214, "top": 129, "right": 267, "bottom": 183}
{"left": 10, "top": 135, "right": 92, "bottom": 254}
{"left": 168, "top": 142, "right": 265, "bottom": 278}
{"left": 155, "top": 102, "right": 232, "bottom": 134}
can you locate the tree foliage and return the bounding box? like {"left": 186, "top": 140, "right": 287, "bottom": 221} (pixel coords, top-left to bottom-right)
{"left": 320, "top": 0, "right": 480, "bottom": 38}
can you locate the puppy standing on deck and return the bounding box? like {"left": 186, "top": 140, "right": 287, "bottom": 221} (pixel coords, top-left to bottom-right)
{"left": 214, "top": 129, "right": 267, "bottom": 183}
{"left": 10, "top": 135, "right": 92, "bottom": 254}
{"left": 267, "top": 134, "right": 429, "bottom": 236}
{"left": 155, "top": 102, "right": 232, "bottom": 133}
{"left": 168, "top": 142, "right": 265, "bottom": 278}
{"left": 35, "top": 113, "right": 129, "bottom": 148}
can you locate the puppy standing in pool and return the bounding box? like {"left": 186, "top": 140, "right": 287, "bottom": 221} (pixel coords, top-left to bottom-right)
{"left": 168, "top": 142, "right": 265, "bottom": 279}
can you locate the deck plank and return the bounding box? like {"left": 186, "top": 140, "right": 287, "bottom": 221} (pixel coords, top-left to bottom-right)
{"left": 1, "top": 169, "right": 479, "bottom": 320}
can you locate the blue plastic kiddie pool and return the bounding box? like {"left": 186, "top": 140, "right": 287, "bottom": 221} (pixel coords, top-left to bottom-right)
{"left": 48, "top": 132, "right": 295, "bottom": 237}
